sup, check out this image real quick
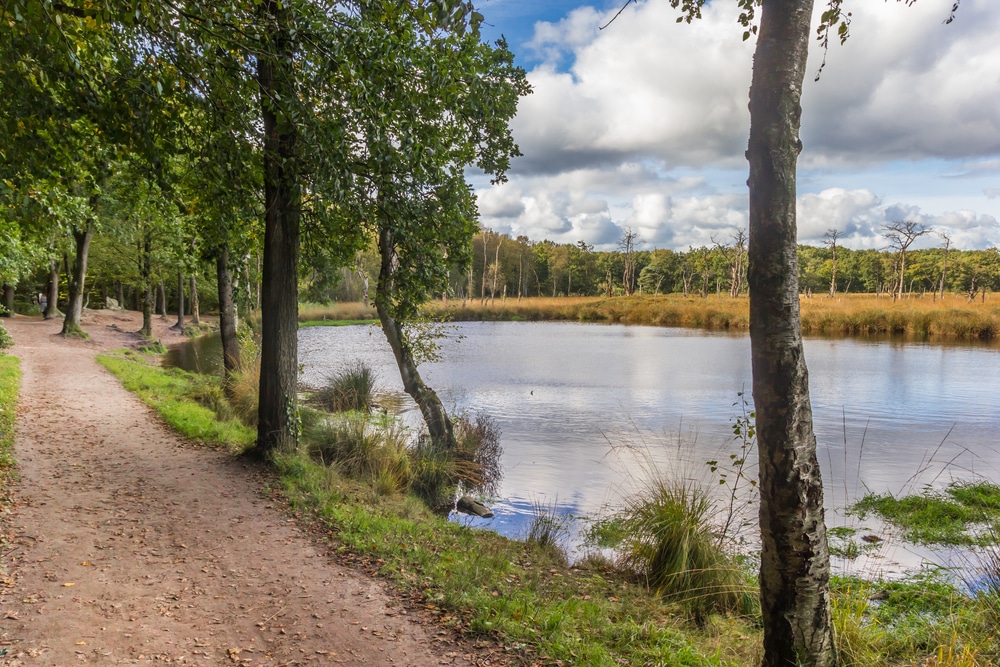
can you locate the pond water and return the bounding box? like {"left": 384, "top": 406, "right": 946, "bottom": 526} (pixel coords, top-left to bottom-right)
{"left": 168, "top": 322, "right": 1000, "bottom": 575}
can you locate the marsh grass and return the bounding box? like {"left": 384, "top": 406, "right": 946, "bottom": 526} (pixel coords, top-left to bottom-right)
{"left": 298, "top": 302, "right": 378, "bottom": 324}
{"left": 313, "top": 361, "right": 377, "bottom": 413}
{"left": 853, "top": 481, "right": 1000, "bottom": 546}
{"left": 416, "top": 293, "right": 1000, "bottom": 341}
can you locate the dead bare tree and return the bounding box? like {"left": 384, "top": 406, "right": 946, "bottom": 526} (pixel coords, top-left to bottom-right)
{"left": 713, "top": 229, "right": 748, "bottom": 297}
{"left": 883, "top": 221, "right": 930, "bottom": 300}
{"left": 619, "top": 227, "right": 638, "bottom": 296}
{"left": 823, "top": 228, "right": 841, "bottom": 298}
{"left": 938, "top": 231, "right": 952, "bottom": 300}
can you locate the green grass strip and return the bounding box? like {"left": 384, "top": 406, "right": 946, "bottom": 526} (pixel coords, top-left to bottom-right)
{"left": 0, "top": 354, "right": 22, "bottom": 489}
{"left": 98, "top": 350, "right": 255, "bottom": 451}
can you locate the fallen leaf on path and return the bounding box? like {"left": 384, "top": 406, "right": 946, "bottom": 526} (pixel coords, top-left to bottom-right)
{"left": 62, "top": 582, "right": 75, "bottom": 587}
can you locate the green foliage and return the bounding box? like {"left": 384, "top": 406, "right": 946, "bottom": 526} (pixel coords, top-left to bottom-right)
{"left": 0, "top": 355, "right": 22, "bottom": 483}
{"left": 0, "top": 324, "right": 13, "bottom": 352}
{"left": 829, "top": 572, "right": 995, "bottom": 666}
{"left": 853, "top": 481, "right": 1000, "bottom": 546}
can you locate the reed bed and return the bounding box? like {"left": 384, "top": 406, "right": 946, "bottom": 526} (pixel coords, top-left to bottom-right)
{"left": 416, "top": 293, "right": 1000, "bottom": 342}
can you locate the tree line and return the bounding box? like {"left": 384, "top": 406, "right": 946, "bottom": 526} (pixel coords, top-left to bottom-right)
{"left": 308, "top": 228, "right": 1000, "bottom": 303}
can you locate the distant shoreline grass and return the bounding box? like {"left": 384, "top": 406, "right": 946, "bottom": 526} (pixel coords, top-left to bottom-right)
{"left": 418, "top": 294, "right": 1000, "bottom": 342}
{"left": 294, "top": 294, "right": 1000, "bottom": 342}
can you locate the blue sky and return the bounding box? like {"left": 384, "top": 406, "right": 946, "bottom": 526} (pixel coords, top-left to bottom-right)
{"left": 468, "top": 0, "right": 1000, "bottom": 251}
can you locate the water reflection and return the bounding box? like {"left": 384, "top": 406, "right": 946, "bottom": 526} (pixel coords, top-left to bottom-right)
{"left": 168, "top": 322, "right": 1000, "bottom": 573}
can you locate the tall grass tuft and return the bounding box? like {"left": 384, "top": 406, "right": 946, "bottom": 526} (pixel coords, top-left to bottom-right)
{"left": 314, "top": 361, "right": 377, "bottom": 413}
{"left": 615, "top": 477, "right": 750, "bottom": 620}
{"left": 303, "top": 412, "right": 411, "bottom": 495}
{"left": 226, "top": 353, "right": 260, "bottom": 427}
{"left": 406, "top": 437, "right": 457, "bottom": 510}
{"left": 525, "top": 499, "right": 570, "bottom": 566}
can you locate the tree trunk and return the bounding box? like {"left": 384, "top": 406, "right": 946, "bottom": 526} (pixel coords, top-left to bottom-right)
{"left": 44, "top": 259, "right": 60, "bottom": 320}
{"left": 747, "top": 2, "right": 835, "bottom": 666}
{"left": 61, "top": 224, "right": 93, "bottom": 336}
{"left": 376, "top": 226, "right": 455, "bottom": 449}
{"left": 0, "top": 284, "right": 13, "bottom": 316}
{"left": 139, "top": 231, "right": 153, "bottom": 338}
{"left": 252, "top": 0, "right": 301, "bottom": 457}
{"left": 189, "top": 274, "right": 200, "bottom": 326}
{"left": 174, "top": 271, "right": 185, "bottom": 330}
{"left": 115, "top": 280, "right": 125, "bottom": 309}
{"left": 216, "top": 248, "right": 241, "bottom": 384}
{"left": 158, "top": 280, "right": 167, "bottom": 318}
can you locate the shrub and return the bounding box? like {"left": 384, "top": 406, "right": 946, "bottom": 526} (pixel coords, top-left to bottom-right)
{"left": 408, "top": 437, "right": 458, "bottom": 510}
{"left": 0, "top": 323, "right": 12, "bottom": 352}
{"left": 315, "top": 361, "right": 377, "bottom": 413}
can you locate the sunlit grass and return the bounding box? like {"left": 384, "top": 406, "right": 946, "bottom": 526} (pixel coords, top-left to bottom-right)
{"left": 412, "top": 293, "right": 1000, "bottom": 341}
{"left": 0, "top": 354, "right": 22, "bottom": 497}
{"left": 98, "top": 350, "right": 255, "bottom": 451}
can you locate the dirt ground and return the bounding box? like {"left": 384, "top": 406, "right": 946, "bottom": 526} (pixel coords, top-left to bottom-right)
{"left": 0, "top": 310, "right": 475, "bottom": 666}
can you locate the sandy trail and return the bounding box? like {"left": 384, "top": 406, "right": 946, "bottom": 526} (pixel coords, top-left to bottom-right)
{"left": 0, "top": 311, "right": 465, "bottom": 666}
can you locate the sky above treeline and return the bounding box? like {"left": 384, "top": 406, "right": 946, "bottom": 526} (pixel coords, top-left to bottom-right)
{"left": 469, "top": 0, "right": 1000, "bottom": 252}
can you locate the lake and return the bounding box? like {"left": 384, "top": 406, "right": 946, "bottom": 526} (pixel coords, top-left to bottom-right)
{"left": 169, "top": 322, "right": 1000, "bottom": 574}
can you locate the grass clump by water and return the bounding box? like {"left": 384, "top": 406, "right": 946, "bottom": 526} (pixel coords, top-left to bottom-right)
{"left": 313, "top": 361, "right": 377, "bottom": 413}
{"left": 602, "top": 477, "right": 754, "bottom": 622}
{"left": 98, "top": 350, "right": 256, "bottom": 452}
{"left": 853, "top": 481, "right": 1000, "bottom": 546}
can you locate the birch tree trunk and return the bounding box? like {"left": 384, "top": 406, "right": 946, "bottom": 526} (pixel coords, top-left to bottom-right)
{"left": 747, "top": 2, "right": 836, "bottom": 665}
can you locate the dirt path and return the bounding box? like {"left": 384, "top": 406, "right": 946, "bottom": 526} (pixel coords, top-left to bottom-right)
{"left": 0, "top": 311, "right": 467, "bottom": 666}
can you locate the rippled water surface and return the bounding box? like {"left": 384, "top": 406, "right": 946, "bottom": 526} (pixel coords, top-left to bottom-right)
{"left": 170, "top": 322, "right": 1000, "bottom": 572}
